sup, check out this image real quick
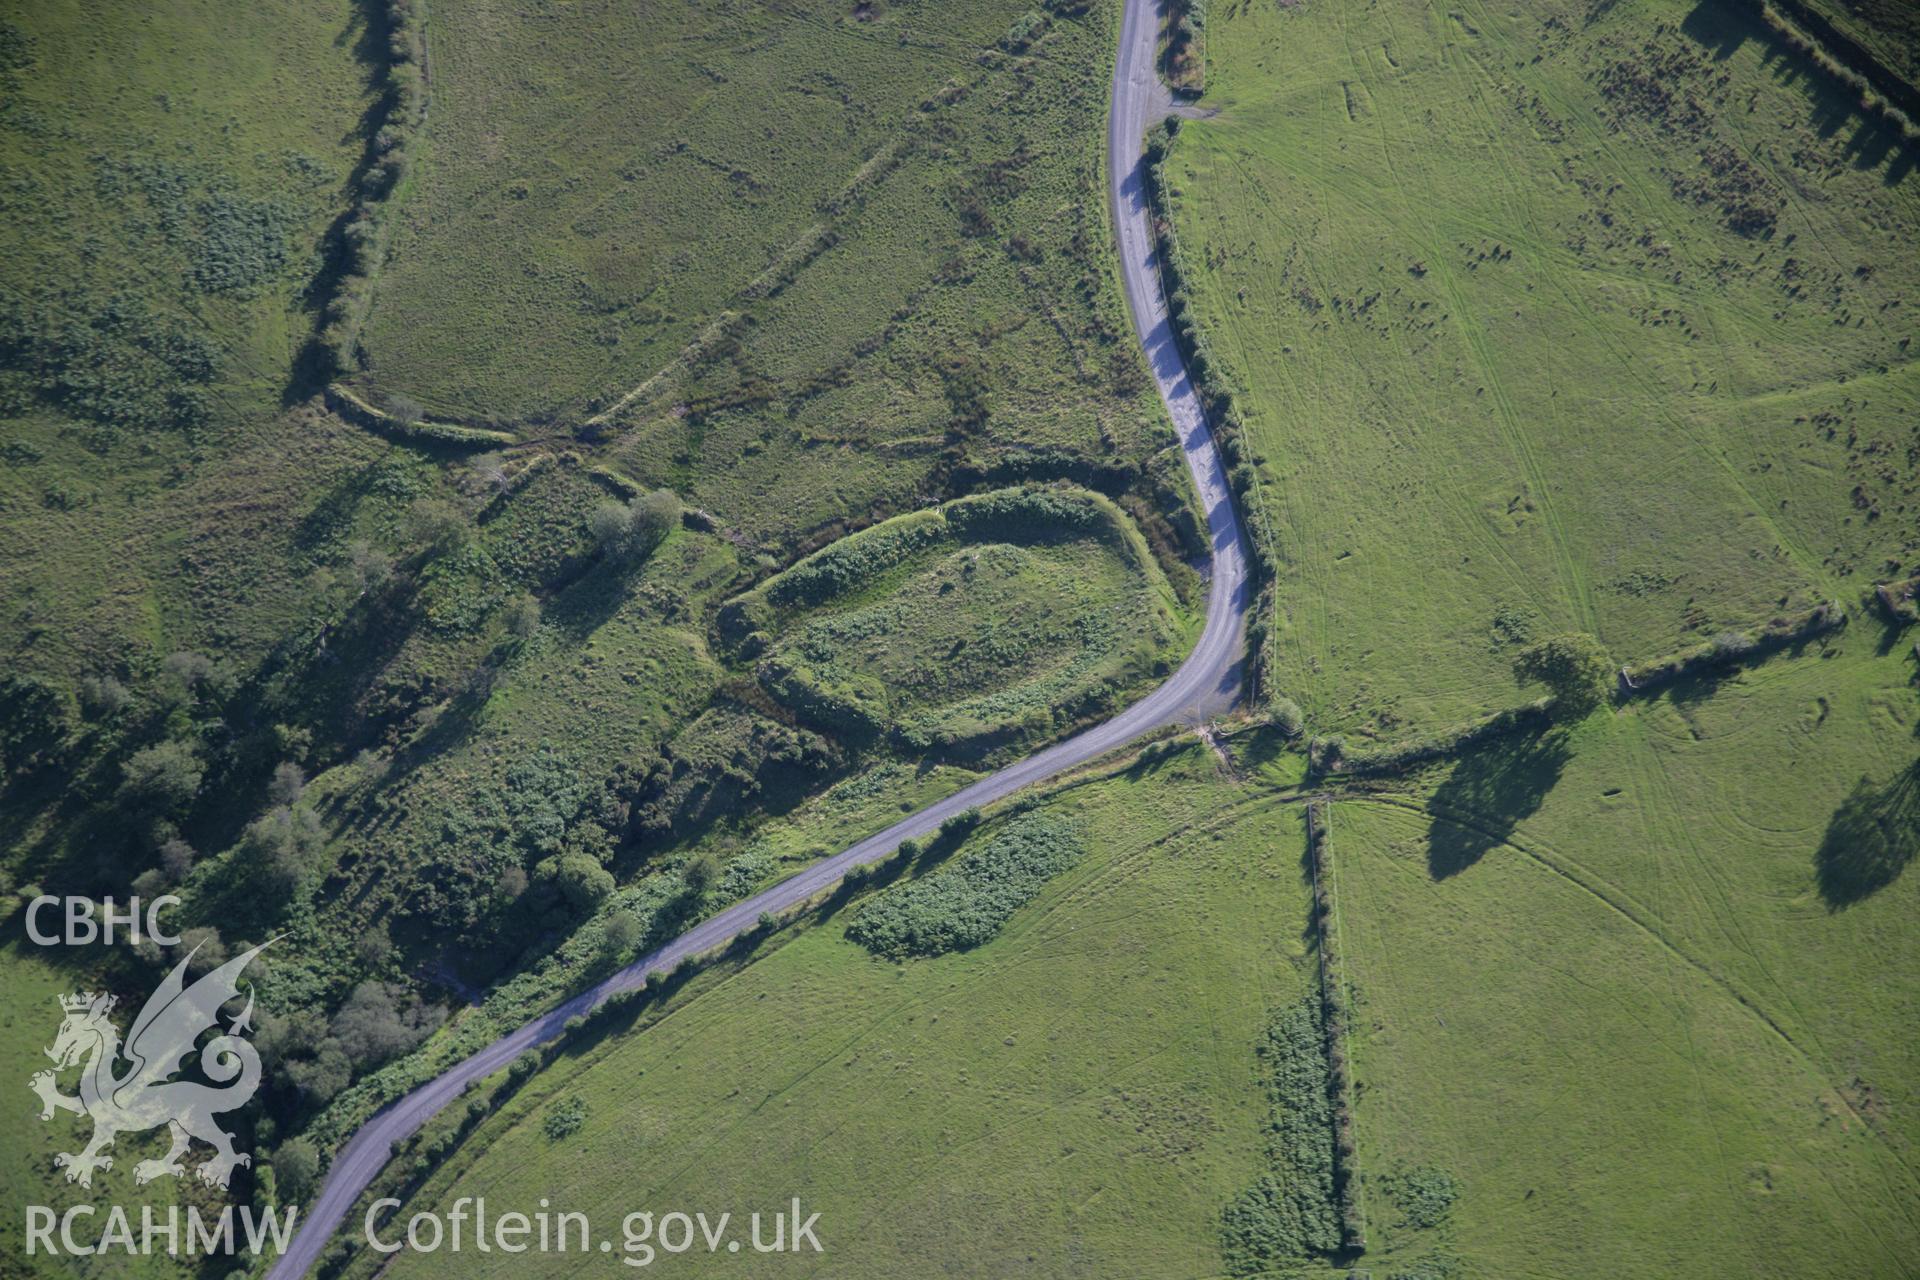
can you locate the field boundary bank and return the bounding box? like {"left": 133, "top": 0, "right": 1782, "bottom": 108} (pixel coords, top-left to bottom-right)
{"left": 1352, "top": 788, "right": 1920, "bottom": 1199}
{"left": 1750, "top": 0, "right": 1920, "bottom": 135}
{"left": 304, "top": 0, "right": 432, "bottom": 382}
{"left": 322, "top": 383, "right": 514, "bottom": 447}
{"left": 1618, "top": 599, "right": 1846, "bottom": 694}
{"left": 1320, "top": 601, "right": 1850, "bottom": 780}
{"left": 1306, "top": 796, "right": 1367, "bottom": 1252}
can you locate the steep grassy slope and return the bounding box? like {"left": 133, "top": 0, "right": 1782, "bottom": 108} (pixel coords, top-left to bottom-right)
{"left": 343, "top": 744, "right": 1321, "bottom": 1280}
{"left": 1330, "top": 641, "right": 1919, "bottom": 1278}
{"left": 1162, "top": 0, "right": 1918, "bottom": 739}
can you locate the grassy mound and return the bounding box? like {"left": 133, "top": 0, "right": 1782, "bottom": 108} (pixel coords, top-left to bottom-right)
{"left": 725, "top": 486, "right": 1189, "bottom": 756}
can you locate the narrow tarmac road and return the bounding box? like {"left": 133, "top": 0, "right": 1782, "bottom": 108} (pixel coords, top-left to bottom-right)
{"left": 265, "top": 2, "right": 1243, "bottom": 1272}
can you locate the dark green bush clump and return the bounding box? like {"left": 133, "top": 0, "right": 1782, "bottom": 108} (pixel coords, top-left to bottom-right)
{"left": 190, "top": 192, "right": 301, "bottom": 295}
{"left": 1220, "top": 996, "right": 1341, "bottom": 1272}
{"left": 542, "top": 1096, "right": 587, "bottom": 1142}
{"left": 846, "top": 812, "right": 1082, "bottom": 959}
{"left": 765, "top": 513, "right": 949, "bottom": 609}
{"left": 0, "top": 291, "right": 218, "bottom": 433}
{"left": 1381, "top": 1165, "right": 1459, "bottom": 1230}
{"left": 943, "top": 486, "right": 1109, "bottom": 543}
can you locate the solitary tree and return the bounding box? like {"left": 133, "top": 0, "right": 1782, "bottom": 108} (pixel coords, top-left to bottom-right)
{"left": 407, "top": 497, "right": 470, "bottom": 557}
{"left": 681, "top": 851, "right": 724, "bottom": 902}
{"left": 273, "top": 1138, "right": 321, "bottom": 1203}
{"left": 590, "top": 489, "right": 680, "bottom": 564}
{"left": 1512, "top": 632, "right": 1613, "bottom": 721}
{"left": 600, "top": 910, "right": 642, "bottom": 957}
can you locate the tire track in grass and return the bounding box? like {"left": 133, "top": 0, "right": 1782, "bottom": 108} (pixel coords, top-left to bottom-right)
{"left": 1353, "top": 789, "right": 1920, "bottom": 1217}
{"left": 1358, "top": 787, "right": 1919, "bottom": 1272}
{"left": 1204, "top": 131, "right": 1551, "bottom": 643}
{"left": 1619, "top": 697, "right": 1920, "bottom": 1247}
{"left": 1454, "top": 0, "right": 1839, "bottom": 602}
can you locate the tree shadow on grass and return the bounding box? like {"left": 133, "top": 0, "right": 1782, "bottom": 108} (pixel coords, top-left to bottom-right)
{"left": 1815, "top": 760, "right": 1920, "bottom": 909}
{"left": 1425, "top": 729, "right": 1573, "bottom": 879}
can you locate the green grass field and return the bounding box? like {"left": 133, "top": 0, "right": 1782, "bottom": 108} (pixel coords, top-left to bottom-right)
{"left": 2, "top": 0, "right": 1917, "bottom": 1276}
{"left": 359, "top": 0, "right": 1047, "bottom": 420}
{"left": 0, "top": 0, "right": 384, "bottom": 683}
{"left": 348, "top": 743, "right": 1322, "bottom": 1280}
{"left": 352, "top": 0, "right": 1191, "bottom": 557}
{"left": 0, "top": 0, "right": 1210, "bottom": 1253}
{"left": 1330, "top": 640, "right": 1919, "bottom": 1278}
{"left": 1162, "top": 0, "right": 1918, "bottom": 740}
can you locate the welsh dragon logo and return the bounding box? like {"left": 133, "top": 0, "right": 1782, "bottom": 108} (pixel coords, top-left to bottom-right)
{"left": 30, "top": 941, "right": 267, "bottom": 1189}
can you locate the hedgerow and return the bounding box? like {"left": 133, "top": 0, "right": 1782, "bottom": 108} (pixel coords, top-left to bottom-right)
{"left": 1307, "top": 800, "right": 1365, "bottom": 1250}
{"left": 312, "top": 0, "right": 429, "bottom": 377}
{"left": 1618, "top": 601, "right": 1845, "bottom": 695}
{"left": 845, "top": 811, "right": 1083, "bottom": 959}
{"left": 1142, "top": 120, "right": 1284, "bottom": 711}
{"left": 1163, "top": 0, "right": 1207, "bottom": 92}
{"left": 1220, "top": 996, "right": 1341, "bottom": 1272}
{"left": 1750, "top": 0, "right": 1920, "bottom": 142}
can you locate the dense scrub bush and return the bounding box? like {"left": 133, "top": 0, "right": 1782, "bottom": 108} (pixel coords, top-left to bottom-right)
{"left": 846, "top": 812, "right": 1083, "bottom": 959}
{"left": 0, "top": 291, "right": 217, "bottom": 432}
{"left": 1380, "top": 1166, "right": 1459, "bottom": 1230}
{"left": 543, "top": 1096, "right": 587, "bottom": 1142}
{"left": 590, "top": 489, "right": 679, "bottom": 564}
{"left": 618, "top": 706, "right": 844, "bottom": 841}
{"left": 1000, "top": 9, "right": 1051, "bottom": 52}
{"left": 190, "top": 192, "right": 301, "bottom": 294}
{"left": 0, "top": 673, "right": 72, "bottom": 775}
{"left": 117, "top": 739, "right": 204, "bottom": 815}
{"left": 1220, "top": 996, "right": 1341, "bottom": 1273}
